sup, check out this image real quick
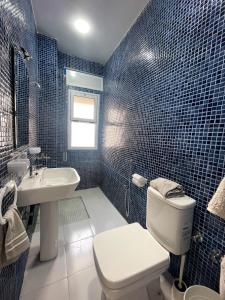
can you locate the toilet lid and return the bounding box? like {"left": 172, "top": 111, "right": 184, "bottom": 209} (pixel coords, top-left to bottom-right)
{"left": 93, "top": 223, "right": 170, "bottom": 290}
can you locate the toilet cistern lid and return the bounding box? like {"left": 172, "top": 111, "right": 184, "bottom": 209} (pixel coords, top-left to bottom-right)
{"left": 93, "top": 223, "right": 170, "bottom": 290}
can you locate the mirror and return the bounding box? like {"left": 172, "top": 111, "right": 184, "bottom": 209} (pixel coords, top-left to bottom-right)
{"left": 12, "top": 47, "right": 29, "bottom": 148}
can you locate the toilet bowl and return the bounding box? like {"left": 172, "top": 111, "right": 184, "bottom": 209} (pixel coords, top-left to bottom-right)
{"left": 93, "top": 223, "right": 170, "bottom": 300}
{"left": 93, "top": 187, "right": 196, "bottom": 300}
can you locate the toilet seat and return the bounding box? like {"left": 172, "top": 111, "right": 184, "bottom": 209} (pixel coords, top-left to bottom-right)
{"left": 93, "top": 223, "right": 170, "bottom": 292}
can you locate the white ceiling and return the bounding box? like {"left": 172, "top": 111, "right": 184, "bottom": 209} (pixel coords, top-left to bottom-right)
{"left": 32, "top": 0, "right": 149, "bottom": 64}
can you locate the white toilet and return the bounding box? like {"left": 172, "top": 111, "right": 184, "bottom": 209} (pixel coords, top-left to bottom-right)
{"left": 93, "top": 187, "right": 196, "bottom": 300}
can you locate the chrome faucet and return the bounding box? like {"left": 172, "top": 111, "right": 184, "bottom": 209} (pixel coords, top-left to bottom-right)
{"left": 29, "top": 153, "right": 51, "bottom": 176}
{"left": 29, "top": 157, "right": 34, "bottom": 177}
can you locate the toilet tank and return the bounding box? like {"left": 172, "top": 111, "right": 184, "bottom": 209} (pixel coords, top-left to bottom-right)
{"left": 146, "top": 187, "right": 196, "bottom": 255}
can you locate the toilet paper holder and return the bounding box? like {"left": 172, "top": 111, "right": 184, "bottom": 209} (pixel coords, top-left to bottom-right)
{"left": 132, "top": 173, "right": 148, "bottom": 188}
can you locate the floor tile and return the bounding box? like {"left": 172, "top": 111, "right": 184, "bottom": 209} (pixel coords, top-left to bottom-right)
{"left": 124, "top": 288, "right": 149, "bottom": 300}
{"left": 63, "top": 219, "right": 93, "bottom": 244}
{"left": 76, "top": 188, "right": 127, "bottom": 223}
{"left": 21, "top": 246, "right": 67, "bottom": 295}
{"left": 20, "top": 279, "right": 69, "bottom": 300}
{"left": 68, "top": 267, "right": 102, "bottom": 300}
{"left": 22, "top": 188, "right": 130, "bottom": 300}
{"left": 29, "top": 226, "right": 64, "bottom": 257}
{"left": 66, "top": 237, "right": 94, "bottom": 276}
{"left": 89, "top": 215, "right": 127, "bottom": 235}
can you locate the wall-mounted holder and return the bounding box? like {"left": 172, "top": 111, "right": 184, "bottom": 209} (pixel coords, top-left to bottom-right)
{"left": 132, "top": 173, "right": 148, "bottom": 188}
{"left": 192, "top": 231, "right": 203, "bottom": 244}
{"left": 29, "top": 147, "right": 41, "bottom": 155}
{"left": 20, "top": 47, "right": 32, "bottom": 61}
{"left": 30, "top": 82, "right": 41, "bottom": 89}
{"left": 7, "top": 159, "right": 30, "bottom": 179}
{"left": 210, "top": 249, "right": 223, "bottom": 265}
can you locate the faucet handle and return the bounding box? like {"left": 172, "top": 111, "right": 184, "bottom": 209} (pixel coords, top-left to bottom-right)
{"left": 39, "top": 153, "right": 51, "bottom": 160}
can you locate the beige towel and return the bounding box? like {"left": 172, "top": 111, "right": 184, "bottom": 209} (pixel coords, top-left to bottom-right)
{"left": 0, "top": 206, "right": 30, "bottom": 267}
{"left": 220, "top": 256, "right": 225, "bottom": 299}
{"left": 150, "top": 177, "right": 185, "bottom": 198}
{"left": 207, "top": 177, "right": 225, "bottom": 220}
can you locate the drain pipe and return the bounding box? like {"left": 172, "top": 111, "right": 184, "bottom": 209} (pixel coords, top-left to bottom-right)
{"left": 125, "top": 159, "right": 133, "bottom": 217}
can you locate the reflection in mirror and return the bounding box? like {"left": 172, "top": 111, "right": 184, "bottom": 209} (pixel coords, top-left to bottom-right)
{"left": 13, "top": 48, "right": 29, "bottom": 148}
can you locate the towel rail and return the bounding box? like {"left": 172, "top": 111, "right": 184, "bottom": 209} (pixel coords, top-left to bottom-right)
{"left": 0, "top": 180, "right": 17, "bottom": 225}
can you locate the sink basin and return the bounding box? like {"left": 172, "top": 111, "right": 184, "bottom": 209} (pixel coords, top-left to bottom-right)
{"left": 17, "top": 167, "right": 80, "bottom": 261}
{"left": 18, "top": 167, "right": 80, "bottom": 206}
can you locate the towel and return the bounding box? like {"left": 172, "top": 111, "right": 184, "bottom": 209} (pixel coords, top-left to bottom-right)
{"left": 220, "top": 256, "right": 225, "bottom": 299}
{"left": 207, "top": 177, "right": 225, "bottom": 220}
{"left": 150, "top": 177, "right": 185, "bottom": 198}
{"left": 0, "top": 205, "right": 30, "bottom": 267}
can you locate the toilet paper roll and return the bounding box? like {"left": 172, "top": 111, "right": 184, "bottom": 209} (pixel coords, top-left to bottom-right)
{"left": 132, "top": 174, "right": 147, "bottom": 187}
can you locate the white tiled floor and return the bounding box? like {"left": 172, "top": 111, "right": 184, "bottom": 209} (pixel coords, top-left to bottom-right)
{"left": 20, "top": 187, "right": 127, "bottom": 300}
{"left": 20, "top": 187, "right": 171, "bottom": 300}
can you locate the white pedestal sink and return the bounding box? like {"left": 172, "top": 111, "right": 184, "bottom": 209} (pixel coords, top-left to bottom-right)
{"left": 17, "top": 167, "right": 80, "bottom": 261}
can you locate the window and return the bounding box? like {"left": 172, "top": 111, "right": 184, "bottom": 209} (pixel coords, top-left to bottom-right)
{"left": 68, "top": 90, "right": 99, "bottom": 150}
{"left": 66, "top": 69, "right": 103, "bottom": 91}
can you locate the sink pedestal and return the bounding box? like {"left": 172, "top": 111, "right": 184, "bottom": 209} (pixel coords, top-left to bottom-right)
{"left": 40, "top": 201, "right": 59, "bottom": 261}
{"left": 17, "top": 168, "right": 80, "bottom": 261}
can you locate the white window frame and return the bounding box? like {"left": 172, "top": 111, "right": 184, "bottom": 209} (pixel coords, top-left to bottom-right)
{"left": 68, "top": 90, "right": 100, "bottom": 150}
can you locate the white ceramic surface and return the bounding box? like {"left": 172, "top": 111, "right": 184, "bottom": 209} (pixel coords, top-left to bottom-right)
{"left": 184, "top": 285, "right": 220, "bottom": 300}
{"left": 21, "top": 188, "right": 169, "bottom": 300}
{"left": 172, "top": 279, "right": 187, "bottom": 300}
{"left": 146, "top": 187, "right": 196, "bottom": 255}
{"left": 18, "top": 167, "right": 80, "bottom": 261}
{"left": 29, "top": 147, "right": 41, "bottom": 154}
{"left": 18, "top": 167, "right": 80, "bottom": 206}
{"left": 93, "top": 223, "right": 169, "bottom": 290}
{"left": 7, "top": 159, "right": 30, "bottom": 177}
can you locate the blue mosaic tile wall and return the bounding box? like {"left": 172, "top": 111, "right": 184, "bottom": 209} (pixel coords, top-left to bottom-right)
{"left": 57, "top": 51, "right": 104, "bottom": 189}
{"left": 101, "top": 0, "right": 225, "bottom": 292}
{"left": 15, "top": 52, "right": 29, "bottom": 147}
{"left": 0, "top": 0, "right": 39, "bottom": 299}
{"left": 37, "top": 44, "right": 104, "bottom": 187}
{"left": 37, "top": 34, "right": 58, "bottom": 167}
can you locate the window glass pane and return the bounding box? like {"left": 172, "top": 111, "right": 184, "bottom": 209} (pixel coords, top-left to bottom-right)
{"left": 66, "top": 69, "right": 103, "bottom": 91}
{"left": 71, "top": 122, "right": 96, "bottom": 148}
{"left": 73, "top": 95, "right": 95, "bottom": 120}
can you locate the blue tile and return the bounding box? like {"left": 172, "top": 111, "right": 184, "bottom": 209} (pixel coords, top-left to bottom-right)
{"left": 57, "top": 51, "right": 104, "bottom": 188}
{"left": 0, "top": 0, "right": 38, "bottom": 299}
{"left": 101, "top": 0, "right": 225, "bottom": 292}
{"left": 2, "top": 0, "right": 225, "bottom": 296}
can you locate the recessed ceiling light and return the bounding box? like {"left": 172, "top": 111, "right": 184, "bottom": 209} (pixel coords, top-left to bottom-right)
{"left": 74, "top": 19, "right": 90, "bottom": 34}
